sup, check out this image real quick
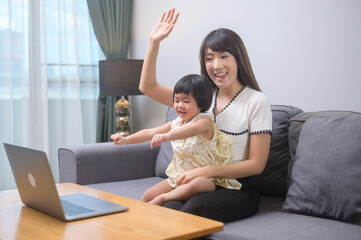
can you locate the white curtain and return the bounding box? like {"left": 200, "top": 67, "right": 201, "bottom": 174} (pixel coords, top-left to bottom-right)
{"left": 0, "top": 0, "right": 100, "bottom": 190}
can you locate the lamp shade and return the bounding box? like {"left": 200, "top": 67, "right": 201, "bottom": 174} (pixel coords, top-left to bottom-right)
{"left": 99, "top": 59, "right": 144, "bottom": 96}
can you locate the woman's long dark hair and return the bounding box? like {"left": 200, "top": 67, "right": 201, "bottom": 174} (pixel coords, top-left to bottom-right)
{"left": 199, "top": 28, "right": 261, "bottom": 91}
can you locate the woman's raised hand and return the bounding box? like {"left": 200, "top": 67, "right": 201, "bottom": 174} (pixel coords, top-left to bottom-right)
{"left": 150, "top": 8, "right": 179, "bottom": 42}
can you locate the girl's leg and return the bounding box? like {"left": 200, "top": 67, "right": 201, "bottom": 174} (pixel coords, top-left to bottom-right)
{"left": 149, "top": 177, "right": 215, "bottom": 206}
{"left": 141, "top": 179, "right": 174, "bottom": 202}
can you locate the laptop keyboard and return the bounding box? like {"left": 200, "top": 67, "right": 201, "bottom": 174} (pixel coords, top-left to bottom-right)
{"left": 61, "top": 199, "right": 95, "bottom": 216}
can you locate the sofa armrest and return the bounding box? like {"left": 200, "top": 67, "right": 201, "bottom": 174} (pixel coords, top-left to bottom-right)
{"left": 58, "top": 142, "right": 159, "bottom": 185}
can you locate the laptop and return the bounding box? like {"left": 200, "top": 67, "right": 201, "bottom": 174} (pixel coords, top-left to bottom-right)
{"left": 3, "top": 143, "right": 128, "bottom": 221}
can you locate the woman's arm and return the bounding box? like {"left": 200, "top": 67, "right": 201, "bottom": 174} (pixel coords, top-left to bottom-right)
{"left": 151, "top": 117, "right": 213, "bottom": 148}
{"left": 176, "top": 133, "right": 271, "bottom": 185}
{"left": 111, "top": 122, "right": 172, "bottom": 145}
{"left": 139, "top": 9, "right": 179, "bottom": 107}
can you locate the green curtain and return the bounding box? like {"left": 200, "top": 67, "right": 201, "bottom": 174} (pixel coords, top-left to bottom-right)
{"left": 87, "top": 0, "right": 133, "bottom": 142}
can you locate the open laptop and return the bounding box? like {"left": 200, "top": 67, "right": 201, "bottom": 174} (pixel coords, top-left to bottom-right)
{"left": 3, "top": 143, "right": 128, "bottom": 221}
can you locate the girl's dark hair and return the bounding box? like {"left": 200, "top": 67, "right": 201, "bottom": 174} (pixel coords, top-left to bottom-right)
{"left": 199, "top": 28, "right": 261, "bottom": 91}
{"left": 173, "top": 74, "right": 213, "bottom": 112}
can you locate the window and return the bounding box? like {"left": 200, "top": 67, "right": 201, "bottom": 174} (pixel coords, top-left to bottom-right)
{"left": 0, "top": 0, "right": 101, "bottom": 190}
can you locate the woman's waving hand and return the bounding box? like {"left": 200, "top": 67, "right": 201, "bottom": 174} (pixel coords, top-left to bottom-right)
{"left": 150, "top": 8, "right": 180, "bottom": 42}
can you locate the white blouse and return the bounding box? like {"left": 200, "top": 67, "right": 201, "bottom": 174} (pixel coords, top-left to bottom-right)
{"left": 208, "top": 86, "right": 272, "bottom": 162}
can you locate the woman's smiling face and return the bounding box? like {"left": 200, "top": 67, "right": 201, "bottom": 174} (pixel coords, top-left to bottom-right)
{"left": 204, "top": 48, "right": 239, "bottom": 89}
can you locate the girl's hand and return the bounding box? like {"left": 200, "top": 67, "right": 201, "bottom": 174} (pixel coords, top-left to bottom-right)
{"left": 151, "top": 133, "right": 170, "bottom": 149}
{"left": 110, "top": 133, "right": 120, "bottom": 142}
{"left": 111, "top": 133, "right": 126, "bottom": 145}
{"left": 176, "top": 167, "right": 211, "bottom": 186}
{"left": 150, "top": 8, "right": 179, "bottom": 43}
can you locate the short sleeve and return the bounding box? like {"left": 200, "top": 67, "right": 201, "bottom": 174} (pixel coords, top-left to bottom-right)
{"left": 248, "top": 93, "right": 272, "bottom": 135}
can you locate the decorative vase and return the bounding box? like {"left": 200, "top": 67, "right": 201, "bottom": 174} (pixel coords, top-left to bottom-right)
{"left": 115, "top": 98, "right": 130, "bottom": 136}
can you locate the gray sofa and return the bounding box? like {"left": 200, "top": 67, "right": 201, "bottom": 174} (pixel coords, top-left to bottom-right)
{"left": 59, "top": 105, "right": 361, "bottom": 240}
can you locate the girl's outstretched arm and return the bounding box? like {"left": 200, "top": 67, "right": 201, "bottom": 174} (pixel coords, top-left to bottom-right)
{"left": 139, "top": 8, "right": 179, "bottom": 107}
{"left": 111, "top": 122, "right": 172, "bottom": 146}
{"left": 151, "top": 117, "right": 213, "bottom": 148}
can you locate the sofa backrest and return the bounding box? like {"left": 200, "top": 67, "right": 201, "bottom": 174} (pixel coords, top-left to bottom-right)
{"left": 154, "top": 105, "right": 303, "bottom": 198}
{"left": 255, "top": 105, "right": 303, "bottom": 197}
{"left": 154, "top": 108, "right": 178, "bottom": 178}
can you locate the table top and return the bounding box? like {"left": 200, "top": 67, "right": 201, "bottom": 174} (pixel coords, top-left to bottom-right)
{"left": 0, "top": 183, "right": 223, "bottom": 240}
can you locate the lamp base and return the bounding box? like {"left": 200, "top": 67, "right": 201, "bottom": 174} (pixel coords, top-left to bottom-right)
{"left": 115, "top": 97, "right": 130, "bottom": 136}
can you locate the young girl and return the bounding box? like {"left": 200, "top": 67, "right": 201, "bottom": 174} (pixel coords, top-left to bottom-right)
{"left": 111, "top": 74, "right": 241, "bottom": 205}
{"left": 138, "top": 9, "right": 272, "bottom": 222}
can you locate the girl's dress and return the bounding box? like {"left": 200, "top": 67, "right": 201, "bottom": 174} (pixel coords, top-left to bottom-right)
{"left": 165, "top": 112, "right": 241, "bottom": 190}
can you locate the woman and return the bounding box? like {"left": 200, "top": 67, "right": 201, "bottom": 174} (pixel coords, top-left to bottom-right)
{"left": 139, "top": 8, "right": 272, "bottom": 222}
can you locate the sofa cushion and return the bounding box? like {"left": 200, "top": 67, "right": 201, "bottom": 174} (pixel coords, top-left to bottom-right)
{"left": 87, "top": 177, "right": 164, "bottom": 200}
{"left": 255, "top": 105, "right": 302, "bottom": 197}
{"left": 210, "top": 196, "right": 361, "bottom": 240}
{"left": 283, "top": 116, "right": 361, "bottom": 224}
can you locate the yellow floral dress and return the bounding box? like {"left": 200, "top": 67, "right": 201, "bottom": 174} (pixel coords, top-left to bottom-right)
{"left": 165, "top": 113, "right": 242, "bottom": 190}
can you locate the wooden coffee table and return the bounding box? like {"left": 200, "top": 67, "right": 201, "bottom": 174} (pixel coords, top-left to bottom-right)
{"left": 0, "top": 183, "right": 223, "bottom": 239}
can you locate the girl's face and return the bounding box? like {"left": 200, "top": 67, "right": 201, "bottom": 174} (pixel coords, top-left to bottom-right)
{"left": 173, "top": 93, "right": 201, "bottom": 124}
{"left": 204, "top": 48, "right": 240, "bottom": 89}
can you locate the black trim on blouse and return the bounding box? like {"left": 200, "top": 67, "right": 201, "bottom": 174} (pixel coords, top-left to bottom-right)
{"left": 213, "top": 85, "right": 272, "bottom": 136}
{"left": 250, "top": 129, "right": 272, "bottom": 135}
{"left": 212, "top": 85, "right": 247, "bottom": 123}
{"left": 221, "top": 129, "right": 272, "bottom": 136}
{"left": 220, "top": 129, "right": 249, "bottom": 136}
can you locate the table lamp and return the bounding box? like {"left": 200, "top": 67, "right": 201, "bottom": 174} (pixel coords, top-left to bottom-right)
{"left": 99, "top": 59, "right": 143, "bottom": 136}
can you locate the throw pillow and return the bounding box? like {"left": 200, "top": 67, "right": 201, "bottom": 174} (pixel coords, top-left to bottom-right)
{"left": 287, "top": 111, "right": 360, "bottom": 189}
{"left": 283, "top": 116, "right": 361, "bottom": 224}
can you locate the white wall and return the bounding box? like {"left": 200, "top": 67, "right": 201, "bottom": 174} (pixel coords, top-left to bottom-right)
{"left": 130, "top": 0, "right": 361, "bottom": 132}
